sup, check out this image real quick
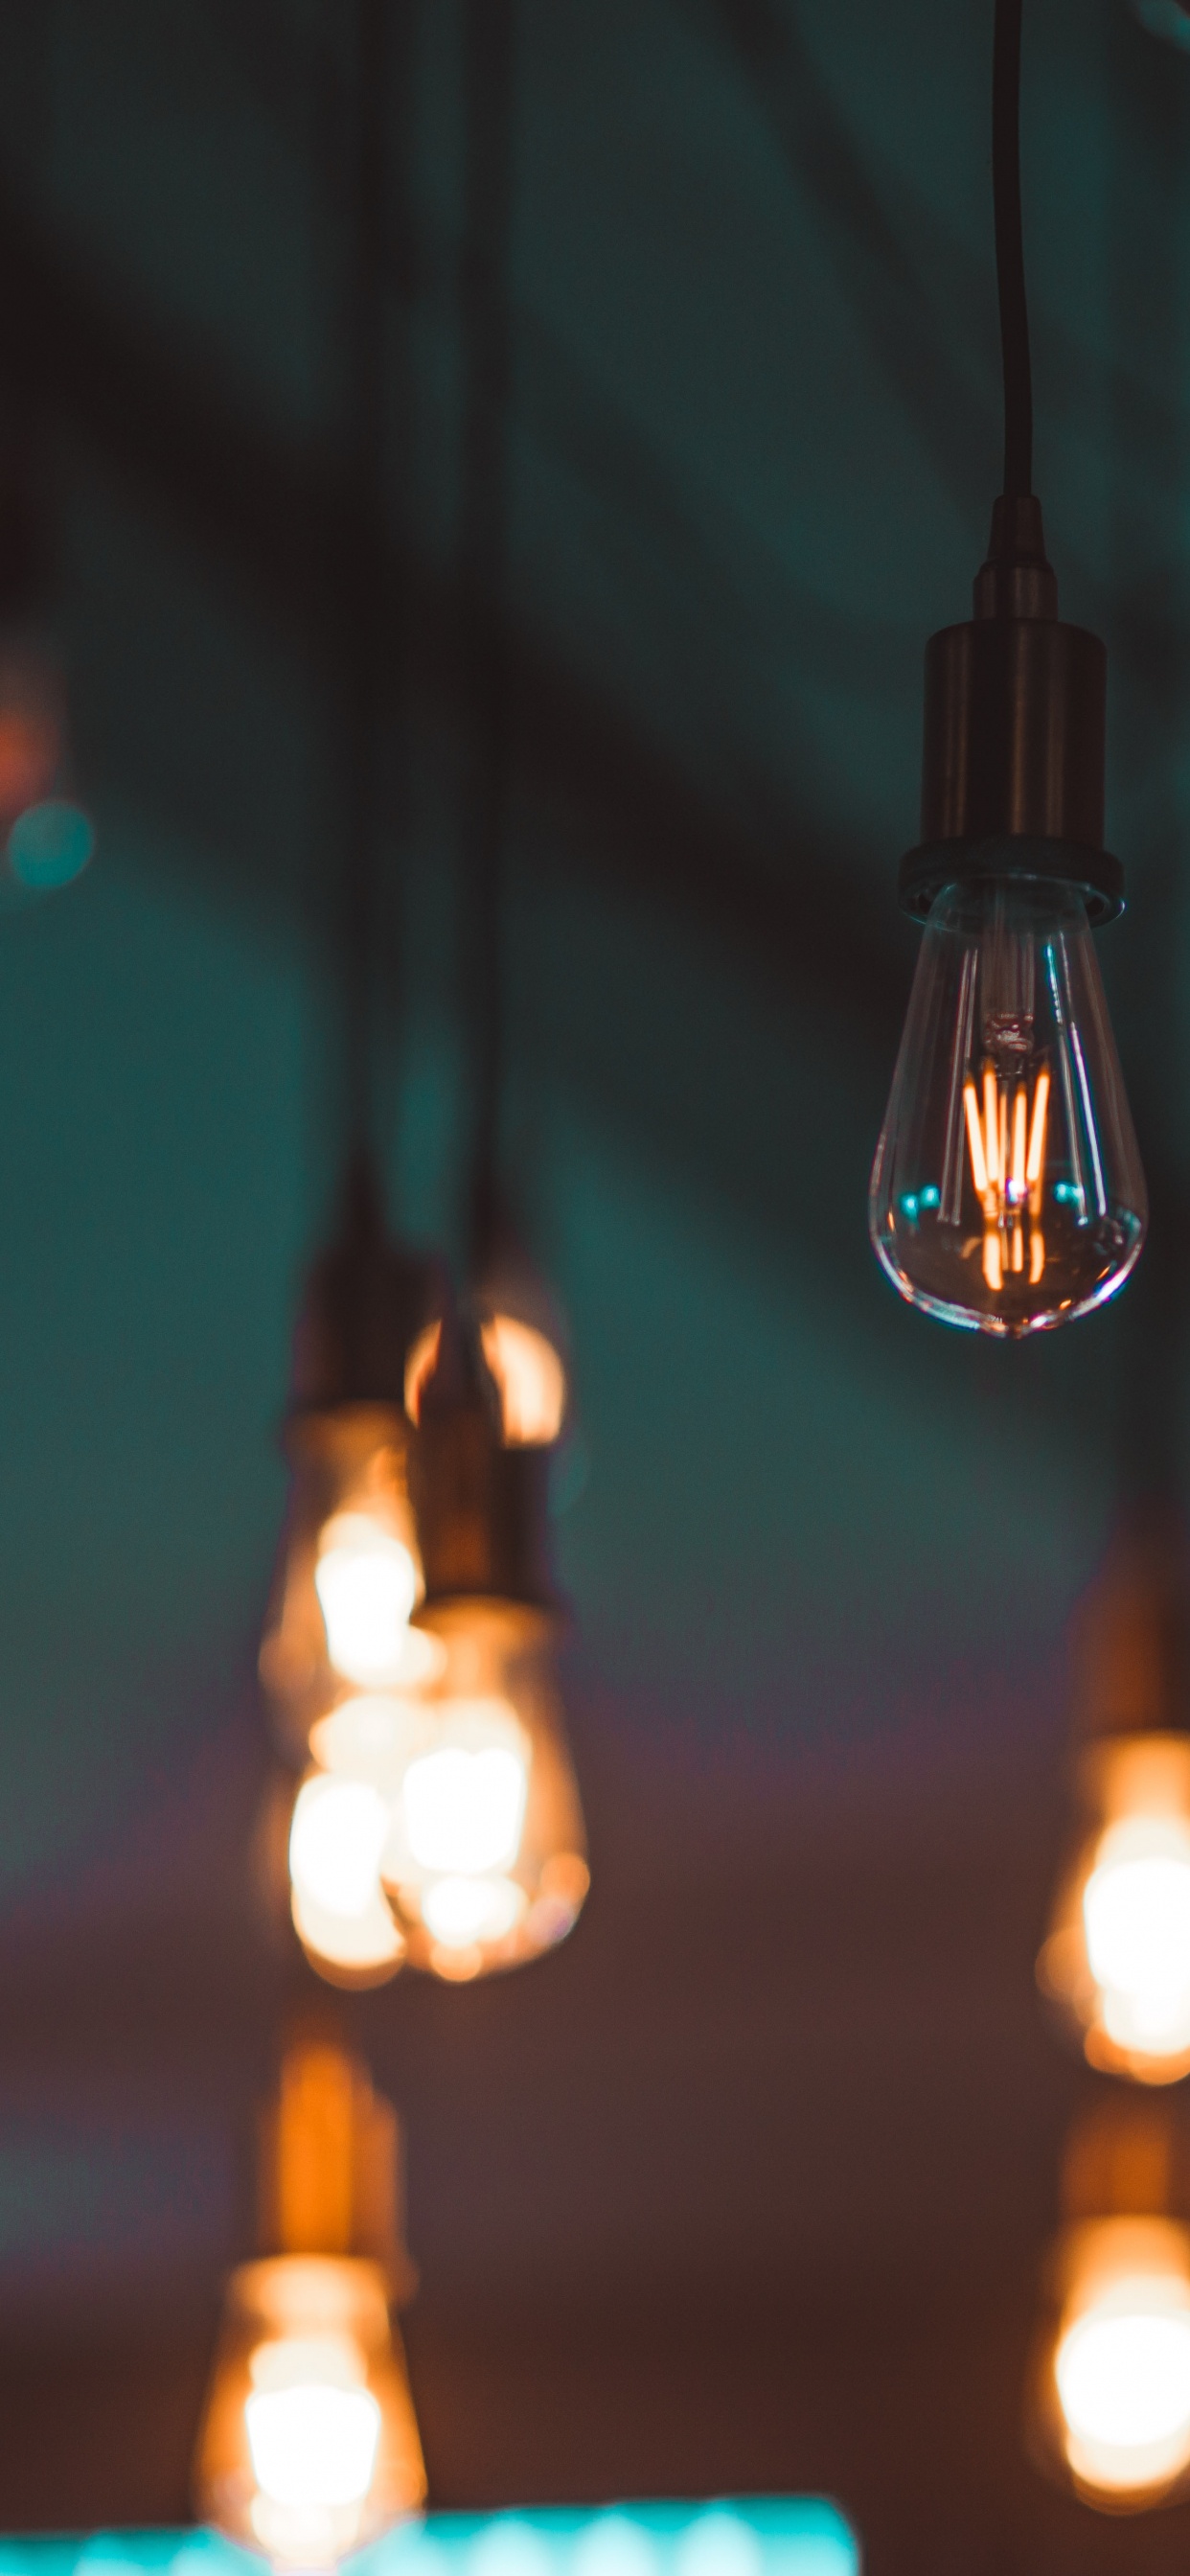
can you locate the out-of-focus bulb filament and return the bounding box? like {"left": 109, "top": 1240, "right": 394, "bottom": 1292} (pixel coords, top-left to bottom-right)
{"left": 1082, "top": 1817, "right": 1190, "bottom": 2059}
{"left": 314, "top": 1513, "right": 419, "bottom": 1686}
{"left": 402, "top": 1738, "right": 528, "bottom": 1876}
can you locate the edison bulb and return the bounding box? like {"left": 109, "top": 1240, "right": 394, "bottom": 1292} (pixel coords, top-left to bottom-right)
{"left": 1045, "top": 2224, "right": 1190, "bottom": 2503}
{"left": 195, "top": 2255, "right": 424, "bottom": 2565}
{"left": 870, "top": 879, "right": 1145, "bottom": 1335}
{"left": 288, "top": 1771, "right": 403, "bottom": 1989}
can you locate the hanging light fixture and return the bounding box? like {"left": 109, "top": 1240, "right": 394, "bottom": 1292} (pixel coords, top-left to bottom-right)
{"left": 258, "top": 0, "right": 447, "bottom": 1992}
{"left": 381, "top": 1296, "right": 587, "bottom": 1982}
{"left": 1038, "top": 1527, "right": 1190, "bottom": 2083}
{"left": 1028, "top": 2091, "right": 1190, "bottom": 2510}
{"left": 261, "top": 1162, "right": 443, "bottom": 1990}
{"left": 194, "top": 2029, "right": 425, "bottom": 2565}
{"left": 869, "top": 0, "right": 1145, "bottom": 1335}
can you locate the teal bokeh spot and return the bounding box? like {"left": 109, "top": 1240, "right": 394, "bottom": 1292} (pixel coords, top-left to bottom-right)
{"left": 8, "top": 798, "right": 96, "bottom": 890}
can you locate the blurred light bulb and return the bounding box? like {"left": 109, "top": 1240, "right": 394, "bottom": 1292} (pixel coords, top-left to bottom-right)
{"left": 870, "top": 880, "right": 1145, "bottom": 1335}
{"left": 1056, "top": 2273, "right": 1190, "bottom": 2496}
{"left": 1040, "top": 1736, "right": 1190, "bottom": 2082}
{"left": 479, "top": 1316, "right": 566, "bottom": 1445}
{"left": 315, "top": 1513, "right": 419, "bottom": 1686}
{"left": 195, "top": 2251, "right": 424, "bottom": 2567}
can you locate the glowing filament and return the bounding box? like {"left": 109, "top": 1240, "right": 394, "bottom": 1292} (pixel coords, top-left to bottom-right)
{"left": 961, "top": 1063, "right": 1051, "bottom": 1296}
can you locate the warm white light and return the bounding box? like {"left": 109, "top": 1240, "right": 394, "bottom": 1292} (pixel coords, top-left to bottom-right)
{"left": 309, "top": 1693, "right": 435, "bottom": 1786}
{"left": 1084, "top": 1817, "right": 1190, "bottom": 2057}
{"left": 246, "top": 2335, "right": 380, "bottom": 2510}
{"left": 422, "top": 1874, "right": 527, "bottom": 1948}
{"left": 1056, "top": 2281, "right": 1190, "bottom": 2493}
{"left": 315, "top": 1513, "right": 419, "bottom": 1685}
{"left": 403, "top": 1736, "right": 528, "bottom": 1877}
{"left": 480, "top": 1315, "right": 566, "bottom": 1445}
{"left": 289, "top": 1774, "right": 391, "bottom": 1920}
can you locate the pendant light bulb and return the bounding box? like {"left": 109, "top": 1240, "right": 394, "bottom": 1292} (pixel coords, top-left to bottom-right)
{"left": 194, "top": 2037, "right": 425, "bottom": 2565}
{"left": 870, "top": 874, "right": 1145, "bottom": 1334}
{"left": 1028, "top": 2095, "right": 1190, "bottom": 2510}
{"left": 871, "top": 3, "right": 1145, "bottom": 1331}
{"left": 1040, "top": 1535, "right": 1190, "bottom": 2081}
{"left": 384, "top": 1297, "right": 587, "bottom": 1981}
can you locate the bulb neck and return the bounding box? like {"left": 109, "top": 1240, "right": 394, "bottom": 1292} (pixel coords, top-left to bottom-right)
{"left": 899, "top": 494, "right": 1123, "bottom": 927}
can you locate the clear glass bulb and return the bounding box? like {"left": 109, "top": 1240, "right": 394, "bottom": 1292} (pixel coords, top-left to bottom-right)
{"left": 869, "top": 879, "right": 1146, "bottom": 1336}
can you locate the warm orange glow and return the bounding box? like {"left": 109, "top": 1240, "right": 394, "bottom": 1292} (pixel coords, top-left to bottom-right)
{"left": 259, "top": 1408, "right": 424, "bottom": 1765}
{"left": 964, "top": 1059, "right": 1050, "bottom": 1294}
{"left": 194, "top": 2257, "right": 424, "bottom": 2564}
{"left": 479, "top": 1315, "right": 567, "bottom": 1445}
{"left": 1039, "top": 1736, "right": 1190, "bottom": 2083}
{"left": 963, "top": 1081, "right": 988, "bottom": 1196}
{"left": 288, "top": 1772, "right": 404, "bottom": 1990}
{"left": 1041, "top": 2220, "right": 1190, "bottom": 2505}
{"left": 406, "top": 1311, "right": 565, "bottom": 1445}
{"left": 380, "top": 1599, "right": 588, "bottom": 1982}
{"left": 402, "top": 1321, "right": 441, "bottom": 1426}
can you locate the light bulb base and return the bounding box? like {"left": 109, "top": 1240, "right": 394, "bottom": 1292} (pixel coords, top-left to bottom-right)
{"left": 901, "top": 495, "right": 1122, "bottom": 927}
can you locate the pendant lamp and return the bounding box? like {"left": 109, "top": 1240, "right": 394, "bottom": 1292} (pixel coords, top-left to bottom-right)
{"left": 381, "top": 1293, "right": 587, "bottom": 1981}
{"left": 194, "top": 2030, "right": 425, "bottom": 2564}
{"left": 262, "top": 1161, "right": 443, "bottom": 1988}
{"left": 869, "top": 0, "right": 1145, "bottom": 1335}
{"left": 1038, "top": 1525, "right": 1190, "bottom": 2084}
{"left": 1027, "top": 2090, "right": 1190, "bottom": 2510}
{"left": 261, "top": 0, "right": 445, "bottom": 1990}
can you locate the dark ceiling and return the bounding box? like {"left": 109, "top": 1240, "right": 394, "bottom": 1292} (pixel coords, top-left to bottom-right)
{"left": 0, "top": 1, "right": 1189, "bottom": 2570}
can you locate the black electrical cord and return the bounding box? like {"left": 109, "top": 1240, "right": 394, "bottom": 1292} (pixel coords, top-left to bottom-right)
{"left": 992, "top": 0, "right": 1033, "bottom": 498}
{"left": 342, "top": 0, "right": 390, "bottom": 1165}
{"left": 460, "top": 0, "right": 515, "bottom": 1277}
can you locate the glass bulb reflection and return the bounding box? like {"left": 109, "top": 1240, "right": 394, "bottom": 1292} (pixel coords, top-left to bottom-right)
{"left": 1056, "top": 2276, "right": 1190, "bottom": 2495}
{"left": 479, "top": 1316, "right": 566, "bottom": 1445}
{"left": 869, "top": 880, "right": 1145, "bottom": 1335}
{"left": 314, "top": 1514, "right": 419, "bottom": 1686}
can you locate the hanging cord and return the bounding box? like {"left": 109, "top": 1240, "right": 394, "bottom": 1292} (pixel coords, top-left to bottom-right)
{"left": 992, "top": 0, "right": 1033, "bottom": 498}
{"left": 460, "top": 0, "right": 515, "bottom": 1277}
{"left": 341, "top": 0, "right": 390, "bottom": 1164}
